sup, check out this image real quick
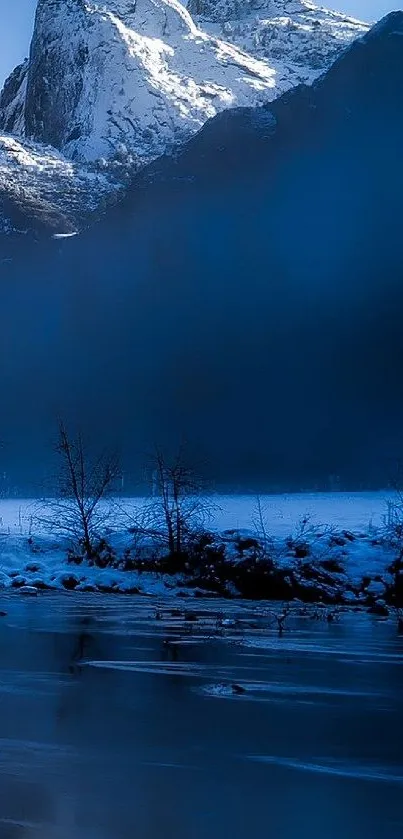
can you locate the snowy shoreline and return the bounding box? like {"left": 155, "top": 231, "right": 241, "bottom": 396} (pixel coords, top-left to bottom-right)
{"left": 0, "top": 493, "right": 401, "bottom": 610}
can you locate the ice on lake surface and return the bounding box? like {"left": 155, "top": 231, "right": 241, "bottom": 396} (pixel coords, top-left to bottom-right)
{"left": 0, "top": 595, "right": 401, "bottom": 838}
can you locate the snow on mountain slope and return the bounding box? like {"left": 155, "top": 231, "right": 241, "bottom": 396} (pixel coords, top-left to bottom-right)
{"left": 0, "top": 134, "right": 121, "bottom": 235}
{"left": 10, "top": 0, "right": 276, "bottom": 164}
{"left": 0, "top": 0, "right": 368, "bottom": 166}
{"left": 189, "top": 1, "right": 369, "bottom": 79}
{"left": 0, "top": 0, "right": 369, "bottom": 236}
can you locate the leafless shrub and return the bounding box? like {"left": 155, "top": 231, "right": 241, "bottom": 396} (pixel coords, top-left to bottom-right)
{"left": 270, "top": 602, "right": 292, "bottom": 635}
{"left": 114, "top": 444, "right": 216, "bottom": 566}
{"left": 148, "top": 445, "right": 214, "bottom": 558}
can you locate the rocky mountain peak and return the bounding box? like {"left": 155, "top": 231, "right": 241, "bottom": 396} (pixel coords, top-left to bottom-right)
{"left": 0, "top": 0, "right": 367, "bottom": 166}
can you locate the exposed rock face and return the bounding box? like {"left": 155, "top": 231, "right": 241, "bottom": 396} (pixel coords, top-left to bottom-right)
{"left": 25, "top": 0, "right": 90, "bottom": 153}
{"left": 0, "top": 0, "right": 367, "bottom": 165}
{"left": 0, "top": 60, "right": 28, "bottom": 135}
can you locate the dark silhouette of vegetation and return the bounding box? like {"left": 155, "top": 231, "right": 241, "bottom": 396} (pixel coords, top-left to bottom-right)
{"left": 39, "top": 422, "right": 120, "bottom": 561}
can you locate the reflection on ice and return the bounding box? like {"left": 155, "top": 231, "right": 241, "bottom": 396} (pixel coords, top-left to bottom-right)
{"left": 249, "top": 755, "right": 403, "bottom": 785}
{"left": 0, "top": 595, "right": 401, "bottom": 839}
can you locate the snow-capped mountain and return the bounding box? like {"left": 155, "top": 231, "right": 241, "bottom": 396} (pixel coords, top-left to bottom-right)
{"left": 1, "top": 0, "right": 367, "bottom": 168}
{"left": 2, "top": 12, "right": 403, "bottom": 490}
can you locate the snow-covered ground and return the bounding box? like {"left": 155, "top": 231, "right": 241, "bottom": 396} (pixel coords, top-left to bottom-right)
{"left": 202, "top": 491, "right": 395, "bottom": 534}
{"left": 0, "top": 491, "right": 395, "bottom": 536}
{"left": 0, "top": 492, "right": 399, "bottom": 602}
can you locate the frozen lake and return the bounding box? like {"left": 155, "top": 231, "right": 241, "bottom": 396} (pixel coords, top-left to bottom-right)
{"left": 0, "top": 595, "right": 401, "bottom": 838}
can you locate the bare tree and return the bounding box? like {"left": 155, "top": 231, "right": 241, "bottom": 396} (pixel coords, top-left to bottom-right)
{"left": 252, "top": 495, "right": 274, "bottom": 560}
{"left": 40, "top": 422, "right": 120, "bottom": 558}
{"left": 149, "top": 445, "right": 213, "bottom": 558}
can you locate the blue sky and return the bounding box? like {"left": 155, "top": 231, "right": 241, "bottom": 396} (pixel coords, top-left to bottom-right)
{"left": 0, "top": 0, "right": 398, "bottom": 86}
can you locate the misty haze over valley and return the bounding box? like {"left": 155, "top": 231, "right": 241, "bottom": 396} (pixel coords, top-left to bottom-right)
{"left": 0, "top": 3, "right": 402, "bottom": 496}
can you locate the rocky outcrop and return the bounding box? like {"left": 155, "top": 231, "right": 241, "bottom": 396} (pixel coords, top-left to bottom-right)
{"left": 0, "top": 60, "right": 28, "bottom": 135}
